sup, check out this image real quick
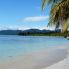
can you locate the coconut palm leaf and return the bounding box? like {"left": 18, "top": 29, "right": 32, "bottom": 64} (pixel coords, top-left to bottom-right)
{"left": 42, "top": 0, "right": 69, "bottom": 32}
{"left": 42, "top": 0, "right": 61, "bottom": 10}
{"left": 50, "top": 0, "right": 69, "bottom": 24}
{"left": 42, "top": 0, "right": 56, "bottom": 10}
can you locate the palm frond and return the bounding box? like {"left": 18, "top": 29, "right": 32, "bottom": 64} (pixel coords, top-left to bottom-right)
{"left": 48, "top": 0, "right": 69, "bottom": 27}
{"left": 42, "top": 0, "right": 47, "bottom": 10}
{"left": 42, "top": 0, "right": 69, "bottom": 32}
{"left": 42, "top": 0, "right": 53, "bottom": 10}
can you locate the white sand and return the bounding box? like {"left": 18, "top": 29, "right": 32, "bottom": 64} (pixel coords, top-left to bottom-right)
{"left": 0, "top": 45, "right": 69, "bottom": 69}
{"left": 43, "top": 45, "right": 69, "bottom": 69}
{"left": 43, "top": 52, "right": 69, "bottom": 69}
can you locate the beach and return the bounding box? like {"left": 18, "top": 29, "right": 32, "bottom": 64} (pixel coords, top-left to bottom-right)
{"left": 0, "top": 0, "right": 69, "bottom": 68}
{"left": 0, "top": 44, "right": 69, "bottom": 69}
{"left": 43, "top": 45, "right": 69, "bottom": 69}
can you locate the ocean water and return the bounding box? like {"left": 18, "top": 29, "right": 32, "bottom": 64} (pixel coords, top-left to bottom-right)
{"left": 0, "top": 35, "right": 69, "bottom": 62}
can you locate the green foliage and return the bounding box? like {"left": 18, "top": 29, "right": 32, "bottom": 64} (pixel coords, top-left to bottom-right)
{"left": 42, "top": 0, "right": 69, "bottom": 32}
{"left": 19, "top": 32, "right": 69, "bottom": 37}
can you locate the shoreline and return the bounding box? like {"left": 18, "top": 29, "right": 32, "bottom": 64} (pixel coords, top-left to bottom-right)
{"left": 43, "top": 50, "right": 69, "bottom": 69}
{"left": 0, "top": 45, "right": 69, "bottom": 69}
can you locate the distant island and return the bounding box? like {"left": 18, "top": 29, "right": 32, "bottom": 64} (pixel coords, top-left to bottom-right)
{"left": 0, "top": 30, "right": 22, "bottom": 35}
{"left": 18, "top": 29, "right": 69, "bottom": 37}
{"left": 0, "top": 29, "right": 69, "bottom": 37}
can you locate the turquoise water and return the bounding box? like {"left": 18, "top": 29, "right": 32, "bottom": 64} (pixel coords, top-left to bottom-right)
{"left": 0, "top": 35, "right": 69, "bottom": 61}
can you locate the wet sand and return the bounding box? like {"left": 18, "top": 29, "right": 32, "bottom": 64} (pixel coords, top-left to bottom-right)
{"left": 0, "top": 45, "right": 69, "bottom": 69}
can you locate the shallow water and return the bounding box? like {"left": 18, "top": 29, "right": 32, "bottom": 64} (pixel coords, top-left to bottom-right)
{"left": 0, "top": 35, "right": 69, "bottom": 61}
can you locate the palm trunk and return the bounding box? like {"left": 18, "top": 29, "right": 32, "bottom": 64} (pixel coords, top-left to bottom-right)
{"left": 63, "top": 29, "right": 68, "bottom": 38}
{"left": 60, "top": 20, "right": 68, "bottom": 37}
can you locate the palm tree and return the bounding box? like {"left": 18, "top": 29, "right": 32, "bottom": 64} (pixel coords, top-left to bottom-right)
{"left": 42, "top": 0, "right": 69, "bottom": 34}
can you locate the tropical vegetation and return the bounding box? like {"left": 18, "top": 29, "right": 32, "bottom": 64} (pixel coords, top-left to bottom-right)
{"left": 42, "top": 0, "right": 69, "bottom": 35}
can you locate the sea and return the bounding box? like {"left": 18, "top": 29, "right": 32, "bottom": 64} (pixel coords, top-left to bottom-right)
{"left": 0, "top": 35, "right": 69, "bottom": 62}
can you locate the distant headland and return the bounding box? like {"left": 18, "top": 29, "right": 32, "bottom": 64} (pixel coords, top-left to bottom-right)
{"left": 0, "top": 29, "right": 69, "bottom": 37}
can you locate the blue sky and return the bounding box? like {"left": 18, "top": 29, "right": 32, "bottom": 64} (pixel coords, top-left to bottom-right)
{"left": 0, "top": 0, "right": 51, "bottom": 30}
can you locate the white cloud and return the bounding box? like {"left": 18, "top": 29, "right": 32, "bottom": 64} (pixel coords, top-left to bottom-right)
{"left": 0, "top": 25, "right": 30, "bottom": 30}
{"left": 17, "top": 26, "right": 30, "bottom": 30}
{"left": 39, "top": 26, "right": 50, "bottom": 30}
{"left": 35, "top": 26, "right": 54, "bottom": 30}
{"left": 0, "top": 25, "right": 55, "bottom": 30}
{"left": 23, "top": 16, "right": 49, "bottom": 22}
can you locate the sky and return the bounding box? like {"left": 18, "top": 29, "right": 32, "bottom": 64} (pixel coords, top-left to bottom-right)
{"left": 0, "top": 0, "right": 51, "bottom": 30}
